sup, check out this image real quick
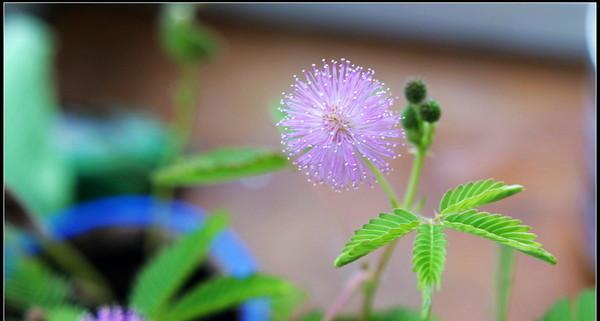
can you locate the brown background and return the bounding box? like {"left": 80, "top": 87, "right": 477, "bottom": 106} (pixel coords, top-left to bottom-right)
{"left": 48, "top": 5, "right": 595, "bottom": 321}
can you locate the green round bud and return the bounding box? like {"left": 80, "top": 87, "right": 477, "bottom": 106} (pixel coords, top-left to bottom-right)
{"left": 404, "top": 79, "right": 427, "bottom": 104}
{"left": 160, "top": 4, "right": 218, "bottom": 64}
{"left": 401, "top": 106, "right": 420, "bottom": 130}
{"left": 419, "top": 100, "right": 442, "bottom": 123}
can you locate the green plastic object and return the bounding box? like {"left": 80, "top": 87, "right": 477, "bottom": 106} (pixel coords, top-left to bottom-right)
{"left": 55, "top": 112, "right": 174, "bottom": 201}
{"left": 4, "top": 14, "right": 74, "bottom": 217}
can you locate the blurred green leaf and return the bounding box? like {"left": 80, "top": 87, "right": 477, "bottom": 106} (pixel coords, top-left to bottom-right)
{"left": 537, "top": 289, "right": 596, "bottom": 321}
{"left": 297, "top": 310, "right": 324, "bottom": 321}
{"left": 5, "top": 14, "right": 74, "bottom": 216}
{"left": 162, "top": 274, "right": 304, "bottom": 321}
{"left": 46, "top": 305, "right": 86, "bottom": 321}
{"left": 160, "top": 3, "right": 218, "bottom": 64}
{"left": 152, "top": 147, "right": 289, "bottom": 187}
{"left": 539, "top": 298, "right": 571, "bottom": 321}
{"left": 270, "top": 279, "right": 306, "bottom": 321}
{"left": 6, "top": 257, "right": 71, "bottom": 309}
{"left": 574, "top": 290, "right": 596, "bottom": 321}
{"left": 129, "top": 212, "right": 228, "bottom": 319}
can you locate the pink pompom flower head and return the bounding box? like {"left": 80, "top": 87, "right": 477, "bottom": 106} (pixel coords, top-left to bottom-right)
{"left": 277, "top": 58, "right": 403, "bottom": 191}
{"left": 80, "top": 306, "right": 147, "bottom": 321}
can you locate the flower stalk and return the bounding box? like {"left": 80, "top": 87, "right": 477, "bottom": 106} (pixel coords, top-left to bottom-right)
{"left": 360, "top": 141, "right": 430, "bottom": 321}
{"left": 496, "top": 245, "right": 516, "bottom": 321}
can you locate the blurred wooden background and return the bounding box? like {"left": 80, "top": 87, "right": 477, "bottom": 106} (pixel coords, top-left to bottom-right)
{"left": 48, "top": 5, "right": 595, "bottom": 321}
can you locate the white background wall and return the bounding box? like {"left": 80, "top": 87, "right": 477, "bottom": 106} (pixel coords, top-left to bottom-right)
{"left": 207, "top": 3, "right": 594, "bottom": 62}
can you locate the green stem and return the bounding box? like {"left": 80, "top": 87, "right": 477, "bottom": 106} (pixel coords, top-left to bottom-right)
{"left": 496, "top": 245, "right": 516, "bottom": 321}
{"left": 360, "top": 146, "right": 428, "bottom": 321}
{"left": 402, "top": 147, "right": 426, "bottom": 209}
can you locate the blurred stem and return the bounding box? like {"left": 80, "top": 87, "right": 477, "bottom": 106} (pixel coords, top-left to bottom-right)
{"left": 144, "top": 185, "right": 176, "bottom": 253}
{"left": 11, "top": 206, "right": 114, "bottom": 304}
{"left": 421, "top": 285, "right": 433, "bottom": 321}
{"left": 171, "top": 63, "right": 200, "bottom": 158}
{"left": 145, "top": 62, "right": 200, "bottom": 253}
{"left": 41, "top": 237, "right": 114, "bottom": 304}
{"left": 361, "top": 143, "right": 429, "bottom": 321}
{"left": 324, "top": 268, "right": 371, "bottom": 321}
{"left": 496, "top": 245, "right": 516, "bottom": 321}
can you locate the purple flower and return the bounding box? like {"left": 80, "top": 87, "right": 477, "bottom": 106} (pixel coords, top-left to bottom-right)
{"left": 80, "top": 306, "right": 146, "bottom": 321}
{"left": 277, "top": 59, "right": 403, "bottom": 191}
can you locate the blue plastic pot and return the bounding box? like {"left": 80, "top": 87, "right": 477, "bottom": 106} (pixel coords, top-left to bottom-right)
{"left": 6, "top": 196, "right": 269, "bottom": 321}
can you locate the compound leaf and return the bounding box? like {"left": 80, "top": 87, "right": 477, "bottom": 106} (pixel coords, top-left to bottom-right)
{"left": 334, "top": 209, "right": 420, "bottom": 267}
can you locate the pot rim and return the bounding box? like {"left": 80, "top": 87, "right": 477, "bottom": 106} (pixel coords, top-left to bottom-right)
{"left": 6, "top": 195, "right": 269, "bottom": 321}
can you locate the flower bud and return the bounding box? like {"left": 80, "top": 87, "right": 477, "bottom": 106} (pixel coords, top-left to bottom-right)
{"left": 404, "top": 79, "right": 427, "bottom": 104}
{"left": 401, "top": 106, "right": 420, "bottom": 130}
{"left": 419, "top": 100, "right": 441, "bottom": 123}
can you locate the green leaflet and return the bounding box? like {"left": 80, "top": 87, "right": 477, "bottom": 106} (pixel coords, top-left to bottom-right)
{"left": 442, "top": 210, "right": 556, "bottom": 265}
{"left": 412, "top": 224, "right": 447, "bottom": 291}
{"left": 129, "top": 212, "right": 228, "bottom": 318}
{"left": 46, "top": 305, "right": 86, "bottom": 321}
{"left": 334, "top": 209, "right": 420, "bottom": 267}
{"left": 439, "top": 179, "right": 523, "bottom": 214}
{"left": 537, "top": 289, "right": 596, "bottom": 321}
{"left": 412, "top": 225, "right": 446, "bottom": 321}
{"left": 152, "top": 147, "right": 289, "bottom": 187}
{"left": 161, "top": 275, "right": 303, "bottom": 321}
{"left": 6, "top": 257, "right": 71, "bottom": 309}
